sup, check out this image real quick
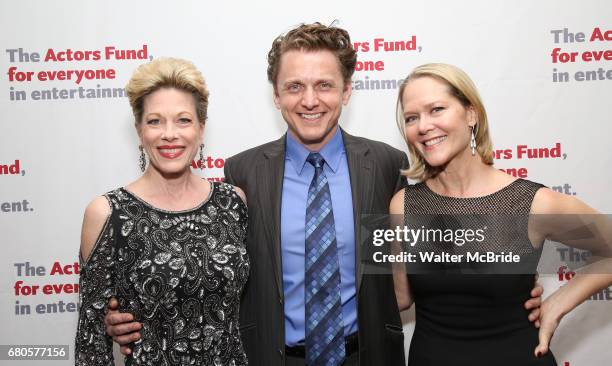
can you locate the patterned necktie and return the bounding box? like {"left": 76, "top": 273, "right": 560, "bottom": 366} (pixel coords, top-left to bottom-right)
{"left": 305, "top": 152, "right": 345, "bottom": 365}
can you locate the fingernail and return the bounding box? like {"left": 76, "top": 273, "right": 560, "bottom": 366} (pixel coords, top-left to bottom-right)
{"left": 536, "top": 351, "right": 541, "bottom": 358}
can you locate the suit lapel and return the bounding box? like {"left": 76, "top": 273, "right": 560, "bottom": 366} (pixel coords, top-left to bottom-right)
{"left": 256, "top": 136, "right": 286, "bottom": 299}
{"left": 342, "top": 130, "right": 374, "bottom": 293}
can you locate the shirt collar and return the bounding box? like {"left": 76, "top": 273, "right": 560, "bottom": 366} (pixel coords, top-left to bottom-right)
{"left": 285, "top": 127, "right": 345, "bottom": 175}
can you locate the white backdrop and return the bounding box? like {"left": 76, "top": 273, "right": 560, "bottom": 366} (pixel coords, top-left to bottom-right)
{"left": 1, "top": 1, "right": 610, "bottom": 365}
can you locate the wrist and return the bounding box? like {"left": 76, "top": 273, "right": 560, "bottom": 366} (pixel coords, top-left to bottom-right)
{"left": 543, "top": 291, "right": 571, "bottom": 320}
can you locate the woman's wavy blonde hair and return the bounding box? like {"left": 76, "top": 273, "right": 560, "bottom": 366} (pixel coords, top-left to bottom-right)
{"left": 396, "top": 63, "right": 493, "bottom": 181}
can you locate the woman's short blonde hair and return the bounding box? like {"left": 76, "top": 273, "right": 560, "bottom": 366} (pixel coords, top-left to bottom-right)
{"left": 396, "top": 63, "right": 494, "bottom": 181}
{"left": 126, "top": 57, "right": 209, "bottom": 124}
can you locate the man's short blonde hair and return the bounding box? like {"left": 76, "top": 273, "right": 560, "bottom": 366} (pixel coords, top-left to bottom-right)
{"left": 267, "top": 22, "right": 357, "bottom": 89}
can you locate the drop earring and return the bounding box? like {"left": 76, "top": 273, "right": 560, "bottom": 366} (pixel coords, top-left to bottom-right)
{"left": 139, "top": 145, "right": 146, "bottom": 172}
{"left": 199, "top": 144, "right": 205, "bottom": 170}
{"left": 470, "top": 124, "right": 478, "bottom": 156}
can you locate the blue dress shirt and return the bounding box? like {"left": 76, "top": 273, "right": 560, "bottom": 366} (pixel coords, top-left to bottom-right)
{"left": 281, "top": 128, "right": 357, "bottom": 346}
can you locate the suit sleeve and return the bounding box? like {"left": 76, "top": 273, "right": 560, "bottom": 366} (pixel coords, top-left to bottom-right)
{"left": 224, "top": 157, "right": 237, "bottom": 186}
{"left": 393, "top": 151, "right": 409, "bottom": 194}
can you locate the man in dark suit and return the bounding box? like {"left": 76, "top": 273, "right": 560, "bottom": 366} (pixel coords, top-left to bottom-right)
{"left": 222, "top": 23, "right": 407, "bottom": 365}
{"left": 104, "top": 22, "right": 543, "bottom": 365}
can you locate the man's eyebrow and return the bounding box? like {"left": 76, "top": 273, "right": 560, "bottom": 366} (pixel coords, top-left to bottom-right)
{"left": 282, "top": 79, "right": 303, "bottom": 85}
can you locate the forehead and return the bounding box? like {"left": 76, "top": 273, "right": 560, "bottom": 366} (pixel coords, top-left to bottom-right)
{"left": 401, "top": 76, "right": 452, "bottom": 107}
{"left": 143, "top": 87, "right": 196, "bottom": 112}
{"left": 277, "top": 49, "right": 343, "bottom": 82}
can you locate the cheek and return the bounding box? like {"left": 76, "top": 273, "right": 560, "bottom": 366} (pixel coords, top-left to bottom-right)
{"left": 455, "top": 126, "right": 471, "bottom": 143}
{"left": 324, "top": 94, "right": 343, "bottom": 108}
{"left": 404, "top": 126, "right": 418, "bottom": 144}
{"left": 188, "top": 129, "right": 202, "bottom": 145}
{"left": 278, "top": 94, "right": 296, "bottom": 108}
{"left": 278, "top": 103, "right": 293, "bottom": 118}
{"left": 140, "top": 130, "right": 156, "bottom": 145}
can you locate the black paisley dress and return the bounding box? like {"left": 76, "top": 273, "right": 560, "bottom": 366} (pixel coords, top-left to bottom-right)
{"left": 75, "top": 182, "right": 250, "bottom": 366}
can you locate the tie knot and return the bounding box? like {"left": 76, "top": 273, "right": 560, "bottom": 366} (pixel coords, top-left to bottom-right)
{"left": 306, "top": 152, "right": 325, "bottom": 169}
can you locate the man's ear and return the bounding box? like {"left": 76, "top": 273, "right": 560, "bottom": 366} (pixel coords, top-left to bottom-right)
{"left": 342, "top": 79, "right": 352, "bottom": 106}
{"left": 273, "top": 88, "right": 281, "bottom": 110}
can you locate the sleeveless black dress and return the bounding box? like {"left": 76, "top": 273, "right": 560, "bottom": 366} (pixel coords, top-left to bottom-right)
{"left": 75, "top": 182, "right": 250, "bottom": 366}
{"left": 404, "top": 179, "right": 557, "bottom": 366}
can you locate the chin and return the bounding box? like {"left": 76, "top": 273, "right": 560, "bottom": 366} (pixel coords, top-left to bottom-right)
{"left": 303, "top": 132, "right": 327, "bottom": 142}
{"left": 152, "top": 162, "right": 192, "bottom": 176}
{"left": 420, "top": 153, "right": 450, "bottom": 168}
{"left": 294, "top": 129, "right": 328, "bottom": 144}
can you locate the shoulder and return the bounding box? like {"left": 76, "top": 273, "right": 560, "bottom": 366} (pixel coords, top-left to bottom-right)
{"left": 531, "top": 187, "right": 598, "bottom": 215}
{"left": 390, "top": 188, "right": 406, "bottom": 215}
{"left": 344, "top": 133, "right": 408, "bottom": 172}
{"left": 226, "top": 136, "right": 284, "bottom": 167}
{"left": 233, "top": 186, "right": 247, "bottom": 205}
{"left": 80, "top": 195, "right": 112, "bottom": 263}
{"left": 84, "top": 195, "right": 112, "bottom": 222}
{"left": 225, "top": 137, "right": 285, "bottom": 187}
{"left": 346, "top": 133, "right": 405, "bottom": 157}
{"left": 218, "top": 181, "right": 247, "bottom": 206}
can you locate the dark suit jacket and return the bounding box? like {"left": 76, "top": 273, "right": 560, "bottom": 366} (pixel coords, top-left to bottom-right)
{"left": 224, "top": 129, "right": 408, "bottom": 365}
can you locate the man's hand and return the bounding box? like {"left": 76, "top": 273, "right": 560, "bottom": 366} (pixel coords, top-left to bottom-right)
{"left": 105, "top": 298, "right": 142, "bottom": 355}
{"left": 524, "top": 276, "right": 544, "bottom": 328}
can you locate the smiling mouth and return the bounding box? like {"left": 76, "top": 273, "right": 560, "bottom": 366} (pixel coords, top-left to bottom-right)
{"left": 158, "top": 147, "right": 185, "bottom": 159}
{"left": 300, "top": 113, "right": 323, "bottom": 120}
{"left": 423, "top": 136, "right": 447, "bottom": 147}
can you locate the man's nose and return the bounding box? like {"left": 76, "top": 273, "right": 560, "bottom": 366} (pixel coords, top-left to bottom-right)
{"left": 301, "top": 87, "right": 319, "bottom": 109}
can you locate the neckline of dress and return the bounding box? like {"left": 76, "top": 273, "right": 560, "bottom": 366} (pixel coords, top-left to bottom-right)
{"left": 120, "top": 180, "right": 215, "bottom": 214}
{"left": 421, "top": 178, "right": 521, "bottom": 200}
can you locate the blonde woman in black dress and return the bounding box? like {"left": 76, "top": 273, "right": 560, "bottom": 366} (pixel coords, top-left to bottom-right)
{"left": 75, "top": 58, "right": 249, "bottom": 365}
{"left": 391, "top": 63, "right": 612, "bottom": 365}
